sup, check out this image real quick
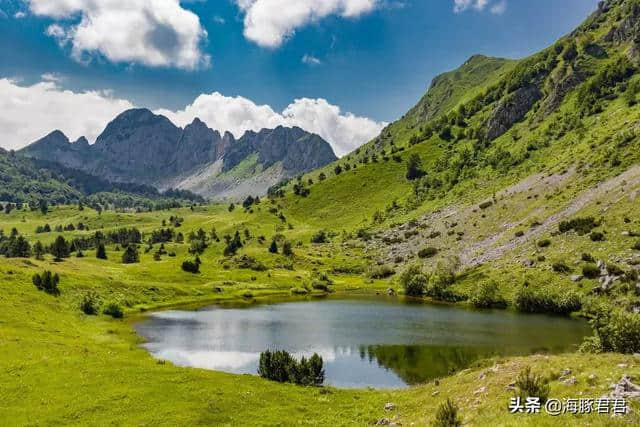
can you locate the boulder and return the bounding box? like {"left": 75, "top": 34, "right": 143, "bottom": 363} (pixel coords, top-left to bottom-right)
{"left": 384, "top": 403, "right": 396, "bottom": 411}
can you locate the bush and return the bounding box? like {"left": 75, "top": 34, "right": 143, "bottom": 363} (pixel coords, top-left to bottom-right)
{"left": 367, "top": 264, "right": 396, "bottom": 279}
{"left": 80, "top": 292, "right": 100, "bottom": 315}
{"left": 310, "top": 230, "right": 329, "bottom": 244}
{"left": 282, "top": 241, "right": 294, "bottom": 256}
{"left": 290, "top": 287, "right": 309, "bottom": 295}
{"left": 433, "top": 399, "right": 461, "bottom": 427}
{"left": 514, "top": 287, "right": 581, "bottom": 315}
{"left": 584, "top": 308, "right": 640, "bottom": 353}
{"left": 418, "top": 247, "right": 439, "bottom": 259}
{"left": 606, "top": 263, "right": 625, "bottom": 276}
{"left": 400, "top": 264, "right": 427, "bottom": 297}
{"left": 479, "top": 201, "right": 493, "bottom": 210}
{"left": 514, "top": 230, "right": 525, "bottom": 238}
{"left": 552, "top": 262, "right": 571, "bottom": 273}
{"left": 181, "top": 259, "right": 200, "bottom": 273}
{"left": 581, "top": 253, "right": 595, "bottom": 262}
{"left": 515, "top": 367, "right": 550, "bottom": 404}
{"left": 32, "top": 271, "right": 60, "bottom": 295}
{"left": 633, "top": 240, "right": 640, "bottom": 251}
{"left": 558, "top": 217, "right": 599, "bottom": 235}
{"left": 537, "top": 239, "right": 551, "bottom": 248}
{"left": 103, "top": 302, "right": 124, "bottom": 319}
{"left": 258, "top": 350, "right": 324, "bottom": 386}
{"left": 122, "top": 245, "right": 139, "bottom": 264}
{"left": 590, "top": 231, "right": 605, "bottom": 242}
{"left": 582, "top": 263, "right": 600, "bottom": 279}
{"left": 470, "top": 281, "right": 507, "bottom": 309}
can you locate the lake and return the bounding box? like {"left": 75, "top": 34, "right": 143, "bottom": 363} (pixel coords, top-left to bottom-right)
{"left": 134, "top": 296, "right": 591, "bottom": 388}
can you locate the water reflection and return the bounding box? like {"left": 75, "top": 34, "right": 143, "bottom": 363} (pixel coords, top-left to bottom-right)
{"left": 135, "top": 297, "right": 591, "bottom": 388}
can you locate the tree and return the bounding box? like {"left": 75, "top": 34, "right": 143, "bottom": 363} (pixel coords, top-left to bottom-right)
{"left": 334, "top": 164, "right": 343, "bottom": 175}
{"left": 228, "top": 203, "right": 235, "bottom": 212}
{"left": 39, "top": 199, "right": 48, "bottom": 215}
{"left": 318, "top": 172, "right": 326, "bottom": 181}
{"left": 181, "top": 259, "right": 200, "bottom": 273}
{"left": 406, "top": 154, "right": 426, "bottom": 180}
{"left": 223, "top": 231, "right": 243, "bottom": 256}
{"left": 32, "top": 271, "right": 60, "bottom": 295}
{"left": 50, "top": 236, "right": 70, "bottom": 261}
{"left": 96, "top": 243, "right": 107, "bottom": 260}
{"left": 269, "top": 240, "right": 278, "bottom": 254}
{"left": 122, "top": 245, "right": 139, "bottom": 264}
{"left": 282, "top": 241, "right": 293, "bottom": 257}
{"left": 33, "top": 241, "right": 45, "bottom": 260}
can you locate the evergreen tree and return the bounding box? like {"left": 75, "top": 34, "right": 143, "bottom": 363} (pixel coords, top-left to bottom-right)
{"left": 96, "top": 243, "right": 107, "bottom": 260}
{"left": 269, "top": 240, "right": 278, "bottom": 254}
{"left": 282, "top": 241, "right": 293, "bottom": 257}
{"left": 50, "top": 236, "right": 70, "bottom": 262}
{"left": 33, "top": 241, "right": 45, "bottom": 260}
{"left": 122, "top": 245, "right": 139, "bottom": 264}
{"left": 406, "top": 153, "right": 426, "bottom": 180}
{"left": 39, "top": 199, "right": 48, "bottom": 215}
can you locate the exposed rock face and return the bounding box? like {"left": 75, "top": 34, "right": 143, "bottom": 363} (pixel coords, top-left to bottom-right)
{"left": 19, "top": 108, "right": 337, "bottom": 199}
{"left": 486, "top": 85, "right": 542, "bottom": 141}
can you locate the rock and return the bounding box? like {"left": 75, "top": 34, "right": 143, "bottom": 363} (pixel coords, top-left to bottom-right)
{"left": 600, "top": 275, "right": 615, "bottom": 291}
{"left": 434, "top": 379, "right": 440, "bottom": 386}
{"left": 387, "top": 288, "right": 396, "bottom": 296}
{"left": 486, "top": 85, "right": 542, "bottom": 141}
{"left": 523, "top": 259, "right": 536, "bottom": 268}
{"left": 597, "top": 260, "right": 604, "bottom": 269}
{"left": 564, "top": 377, "right": 578, "bottom": 386}
{"left": 384, "top": 403, "right": 396, "bottom": 411}
{"left": 609, "top": 375, "right": 640, "bottom": 399}
{"left": 623, "top": 231, "right": 631, "bottom": 237}
{"left": 571, "top": 275, "right": 583, "bottom": 282}
{"left": 560, "top": 368, "right": 572, "bottom": 378}
{"left": 431, "top": 391, "right": 440, "bottom": 396}
{"left": 375, "top": 418, "right": 391, "bottom": 425}
{"left": 618, "top": 363, "right": 629, "bottom": 369}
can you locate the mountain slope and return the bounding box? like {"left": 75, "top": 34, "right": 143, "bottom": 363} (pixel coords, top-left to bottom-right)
{"left": 19, "top": 110, "right": 338, "bottom": 200}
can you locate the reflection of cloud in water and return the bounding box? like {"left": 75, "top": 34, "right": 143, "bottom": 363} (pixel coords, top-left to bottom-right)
{"left": 152, "top": 349, "right": 261, "bottom": 371}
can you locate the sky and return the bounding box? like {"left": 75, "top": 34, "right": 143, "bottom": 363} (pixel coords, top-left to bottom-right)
{"left": 0, "top": 0, "right": 600, "bottom": 156}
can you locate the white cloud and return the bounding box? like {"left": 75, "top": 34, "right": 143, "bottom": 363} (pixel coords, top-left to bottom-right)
{"left": 158, "top": 93, "right": 385, "bottom": 157}
{"left": 490, "top": 0, "right": 507, "bottom": 15}
{"left": 213, "top": 15, "right": 225, "bottom": 24}
{"left": 0, "top": 78, "right": 133, "bottom": 150}
{"left": 41, "top": 72, "right": 64, "bottom": 83}
{"left": 0, "top": 79, "right": 384, "bottom": 156}
{"left": 302, "top": 54, "right": 322, "bottom": 65}
{"left": 13, "top": 11, "right": 26, "bottom": 18}
{"left": 28, "top": 0, "right": 209, "bottom": 70}
{"left": 453, "top": 0, "right": 497, "bottom": 13}
{"left": 236, "top": 0, "right": 379, "bottom": 48}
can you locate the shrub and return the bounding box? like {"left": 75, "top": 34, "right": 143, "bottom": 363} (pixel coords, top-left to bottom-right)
{"left": 310, "top": 230, "right": 329, "bottom": 244}
{"left": 514, "top": 287, "right": 581, "bottom": 315}
{"left": 581, "top": 253, "right": 595, "bottom": 262}
{"left": 418, "top": 247, "right": 439, "bottom": 259}
{"left": 80, "top": 292, "right": 100, "bottom": 315}
{"left": 470, "top": 281, "right": 507, "bottom": 309}
{"left": 558, "top": 217, "right": 599, "bottom": 235}
{"left": 582, "top": 263, "right": 600, "bottom": 279}
{"left": 282, "top": 241, "right": 294, "bottom": 256}
{"left": 103, "top": 302, "right": 124, "bottom": 319}
{"left": 400, "top": 264, "right": 427, "bottom": 297}
{"left": 514, "top": 230, "right": 525, "bottom": 238}
{"left": 585, "top": 308, "right": 640, "bottom": 353}
{"left": 290, "top": 287, "right": 309, "bottom": 295}
{"left": 590, "top": 232, "right": 605, "bottom": 242}
{"left": 537, "top": 239, "right": 551, "bottom": 248}
{"left": 632, "top": 240, "right": 640, "bottom": 251}
{"left": 479, "top": 201, "right": 493, "bottom": 210}
{"left": 367, "top": 264, "right": 395, "bottom": 279}
{"left": 515, "top": 367, "right": 550, "bottom": 404}
{"left": 606, "top": 263, "right": 625, "bottom": 276}
{"left": 181, "top": 259, "right": 200, "bottom": 273}
{"left": 32, "top": 271, "right": 60, "bottom": 295}
{"left": 122, "top": 245, "right": 139, "bottom": 264}
{"left": 433, "top": 399, "right": 461, "bottom": 427}
{"left": 258, "top": 350, "right": 324, "bottom": 386}
{"left": 552, "top": 262, "right": 571, "bottom": 273}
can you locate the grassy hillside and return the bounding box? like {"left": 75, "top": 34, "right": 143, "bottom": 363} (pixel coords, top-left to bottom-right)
{"left": 3, "top": 1, "right": 640, "bottom": 425}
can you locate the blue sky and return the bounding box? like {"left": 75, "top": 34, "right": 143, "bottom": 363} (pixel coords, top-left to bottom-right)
{"left": 0, "top": 0, "right": 599, "bottom": 153}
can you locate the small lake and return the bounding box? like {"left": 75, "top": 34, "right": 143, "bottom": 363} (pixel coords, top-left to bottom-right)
{"left": 135, "top": 297, "right": 591, "bottom": 388}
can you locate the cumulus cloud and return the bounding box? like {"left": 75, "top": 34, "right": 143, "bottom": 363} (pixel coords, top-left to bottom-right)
{"left": 28, "top": 0, "right": 209, "bottom": 70}
{"left": 236, "top": 0, "right": 379, "bottom": 48}
{"left": 0, "top": 79, "right": 384, "bottom": 156}
{"left": 490, "top": 0, "right": 507, "bottom": 15}
{"left": 0, "top": 78, "right": 133, "bottom": 150}
{"left": 158, "top": 93, "right": 385, "bottom": 156}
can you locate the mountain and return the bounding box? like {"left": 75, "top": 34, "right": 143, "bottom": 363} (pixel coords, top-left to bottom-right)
{"left": 19, "top": 109, "right": 337, "bottom": 200}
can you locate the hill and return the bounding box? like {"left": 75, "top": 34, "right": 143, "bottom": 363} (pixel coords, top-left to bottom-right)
{"left": 19, "top": 109, "right": 337, "bottom": 200}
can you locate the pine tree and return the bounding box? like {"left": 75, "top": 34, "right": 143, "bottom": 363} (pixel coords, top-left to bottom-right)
{"left": 269, "top": 240, "right": 278, "bottom": 254}
{"left": 51, "top": 236, "right": 69, "bottom": 262}
{"left": 96, "top": 243, "right": 107, "bottom": 260}
{"left": 122, "top": 245, "right": 139, "bottom": 264}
